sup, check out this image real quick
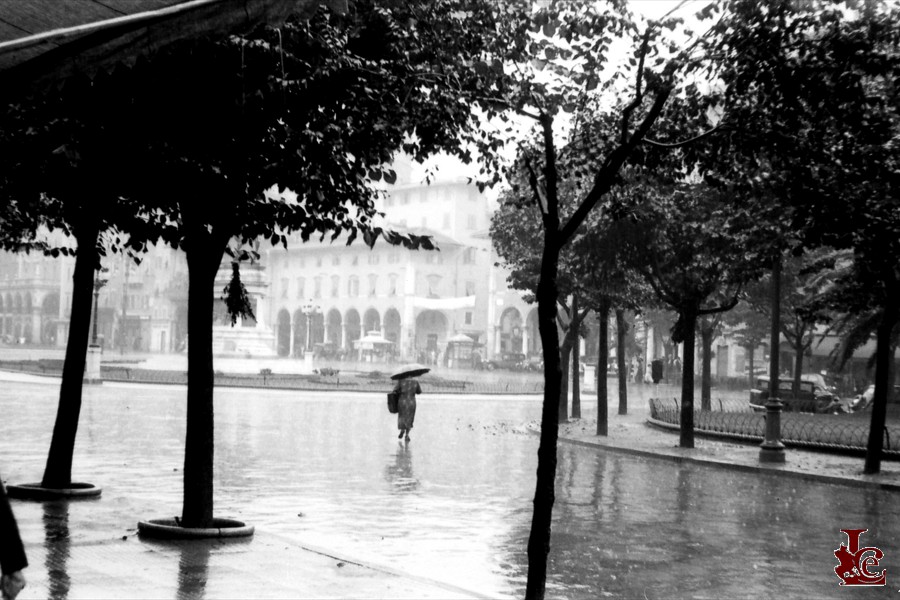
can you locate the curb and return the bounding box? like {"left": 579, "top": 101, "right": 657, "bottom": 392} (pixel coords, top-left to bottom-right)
{"left": 540, "top": 427, "right": 900, "bottom": 493}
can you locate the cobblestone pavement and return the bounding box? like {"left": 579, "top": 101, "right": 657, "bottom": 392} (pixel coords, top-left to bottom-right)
{"left": 1, "top": 366, "right": 898, "bottom": 599}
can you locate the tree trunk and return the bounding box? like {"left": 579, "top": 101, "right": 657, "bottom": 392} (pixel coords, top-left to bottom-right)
{"left": 41, "top": 224, "right": 100, "bottom": 488}
{"left": 700, "top": 320, "right": 713, "bottom": 411}
{"left": 572, "top": 334, "right": 581, "bottom": 419}
{"left": 792, "top": 336, "right": 804, "bottom": 397}
{"left": 679, "top": 309, "right": 698, "bottom": 449}
{"left": 597, "top": 300, "right": 610, "bottom": 435}
{"left": 864, "top": 304, "right": 897, "bottom": 474}
{"left": 616, "top": 308, "right": 627, "bottom": 415}
{"left": 181, "top": 238, "right": 227, "bottom": 528}
{"left": 558, "top": 342, "right": 571, "bottom": 422}
{"left": 747, "top": 346, "right": 755, "bottom": 390}
{"left": 571, "top": 296, "right": 581, "bottom": 419}
{"left": 525, "top": 230, "right": 562, "bottom": 600}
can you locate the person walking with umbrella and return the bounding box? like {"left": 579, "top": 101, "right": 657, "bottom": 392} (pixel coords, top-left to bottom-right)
{"left": 391, "top": 363, "right": 429, "bottom": 443}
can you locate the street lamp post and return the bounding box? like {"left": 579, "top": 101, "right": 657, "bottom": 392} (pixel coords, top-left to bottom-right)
{"left": 91, "top": 275, "right": 108, "bottom": 346}
{"left": 301, "top": 300, "right": 320, "bottom": 372}
{"left": 85, "top": 270, "right": 108, "bottom": 384}
{"left": 759, "top": 255, "right": 786, "bottom": 463}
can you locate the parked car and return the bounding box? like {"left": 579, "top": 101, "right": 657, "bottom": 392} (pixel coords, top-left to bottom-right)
{"left": 481, "top": 352, "right": 527, "bottom": 371}
{"left": 522, "top": 355, "right": 544, "bottom": 372}
{"left": 313, "top": 342, "right": 345, "bottom": 360}
{"left": 749, "top": 374, "right": 842, "bottom": 414}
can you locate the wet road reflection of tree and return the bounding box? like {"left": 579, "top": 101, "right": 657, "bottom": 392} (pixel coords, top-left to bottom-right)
{"left": 176, "top": 541, "right": 210, "bottom": 600}
{"left": 42, "top": 501, "right": 70, "bottom": 600}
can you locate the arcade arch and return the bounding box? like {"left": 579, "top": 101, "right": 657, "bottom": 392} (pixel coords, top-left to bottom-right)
{"left": 363, "top": 308, "right": 380, "bottom": 334}
{"left": 383, "top": 308, "right": 401, "bottom": 345}
{"left": 41, "top": 293, "right": 60, "bottom": 345}
{"left": 414, "top": 310, "right": 449, "bottom": 363}
{"left": 499, "top": 307, "right": 523, "bottom": 353}
{"left": 292, "top": 309, "right": 306, "bottom": 357}
{"left": 344, "top": 309, "right": 361, "bottom": 351}
{"left": 276, "top": 309, "right": 291, "bottom": 357}
{"left": 325, "top": 308, "right": 342, "bottom": 345}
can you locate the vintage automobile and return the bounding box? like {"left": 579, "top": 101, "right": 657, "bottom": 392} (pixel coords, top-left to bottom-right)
{"left": 480, "top": 352, "right": 528, "bottom": 371}
{"left": 749, "top": 374, "right": 842, "bottom": 414}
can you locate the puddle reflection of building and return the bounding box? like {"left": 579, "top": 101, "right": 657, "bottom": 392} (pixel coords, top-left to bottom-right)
{"left": 384, "top": 445, "right": 419, "bottom": 493}
{"left": 176, "top": 541, "right": 211, "bottom": 600}
{"left": 42, "top": 500, "right": 70, "bottom": 600}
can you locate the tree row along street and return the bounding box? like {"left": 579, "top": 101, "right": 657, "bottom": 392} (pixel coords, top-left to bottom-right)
{"left": 1, "top": 1, "right": 899, "bottom": 598}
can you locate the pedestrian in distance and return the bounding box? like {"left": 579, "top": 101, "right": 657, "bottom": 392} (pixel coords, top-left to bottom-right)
{"left": 390, "top": 363, "right": 429, "bottom": 443}
{"left": 1, "top": 474, "right": 27, "bottom": 600}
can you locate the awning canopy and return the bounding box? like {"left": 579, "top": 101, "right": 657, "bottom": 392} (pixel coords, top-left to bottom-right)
{"left": 411, "top": 296, "right": 476, "bottom": 311}
{"left": 0, "top": 0, "right": 345, "bottom": 89}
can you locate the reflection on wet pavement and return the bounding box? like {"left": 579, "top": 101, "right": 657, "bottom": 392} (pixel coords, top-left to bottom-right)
{"left": 1, "top": 380, "right": 898, "bottom": 598}
{"left": 43, "top": 501, "right": 70, "bottom": 600}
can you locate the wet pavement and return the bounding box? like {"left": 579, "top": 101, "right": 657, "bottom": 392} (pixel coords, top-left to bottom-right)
{"left": 1, "top": 370, "right": 898, "bottom": 599}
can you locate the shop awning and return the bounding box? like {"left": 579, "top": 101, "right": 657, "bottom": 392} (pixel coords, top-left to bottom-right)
{"left": 0, "top": 0, "right": 345, "bottom": 89}
{"left": 411, "top": 296, "right": 476, "bottom": 311}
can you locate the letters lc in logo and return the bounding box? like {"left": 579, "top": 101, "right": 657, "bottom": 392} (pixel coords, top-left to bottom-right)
{"left": 834, "top": 529, "right": 886, "bottom": 586}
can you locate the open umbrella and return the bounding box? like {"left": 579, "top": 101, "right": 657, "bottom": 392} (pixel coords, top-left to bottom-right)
{"left": 391, "top": 363, "right": 430, "bottom": 380}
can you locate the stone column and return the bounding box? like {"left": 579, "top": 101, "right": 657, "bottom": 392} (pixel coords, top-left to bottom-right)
{"left": 30, "top": 305, "right": 41, "bottom": 343}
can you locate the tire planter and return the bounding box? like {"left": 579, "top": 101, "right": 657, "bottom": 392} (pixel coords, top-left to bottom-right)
{"left": 5, "top": 482, "right": 102, "bottom": 500}
{"left": 137, "top": 517, "right": 254, "bottom": 539}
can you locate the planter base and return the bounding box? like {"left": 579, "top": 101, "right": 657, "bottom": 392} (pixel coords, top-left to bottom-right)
{"left": 138, "top": 517, "right": 254, "bottom": 539}
{"left": 6, "top": 482, "right": 102, "bottom": 500}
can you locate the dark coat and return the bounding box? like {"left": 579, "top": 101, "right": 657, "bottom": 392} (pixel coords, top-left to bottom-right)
{"left": 393, "top": 378, "right": 421, "bottom": 430}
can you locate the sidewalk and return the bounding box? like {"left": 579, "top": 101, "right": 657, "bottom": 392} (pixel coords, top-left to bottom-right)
{"left": 554, "top": 408, "right": 900, "bottom": 492}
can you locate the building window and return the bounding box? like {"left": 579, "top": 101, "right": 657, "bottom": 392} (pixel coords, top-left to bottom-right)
{"left": 368, "top": 254, "right": 380, "bottom": 265}
{"left": 348, "top": 276, "right": 359, "bottom": 297}
{"left": 352, "top": 255, "right": 359, "bottom": 266}
{"left": 389, "top": 274, "right": 398, "bottom": 296}
{"left": 465, "top": 280, "right": 476, "bottom": 296}
{"left": 463, "top": 248, "right": 476, "bottom": 265}
{"left": 314, "top": 277, "right": 322, "bottom": 299}
{"left": 402, "top": 194, "right": 410, "bottom": 205}
{"left": 467, "top": 214, "right": 476, "bottom": 230}
{"left": 331, "top": 275, "right": 340, "bottom": 298}
{"left": 316, "top": 257, "right": 323, "bottom": 267}
{"left": 299, "top": 257, "right": 305, "bottom": 268}
{"left": 332, "top": 256, "right": 340, "bottom": 266}
{"left": 426, "top": 274, "right": 441, "bottom": 297}
{"left": 281, "top": 278, "right": 289, "bottom": 299}
{"left": 465, "top": 311, "right": 473, "bottom": 325}
{"left": 388, "top": 252, "right": 399, "bottom": 264}
{"left": 368, "top": 274, "right": 378, "bottom": 297}
{"left": 296, "top": 277, "right": 305, "bottom": 299}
